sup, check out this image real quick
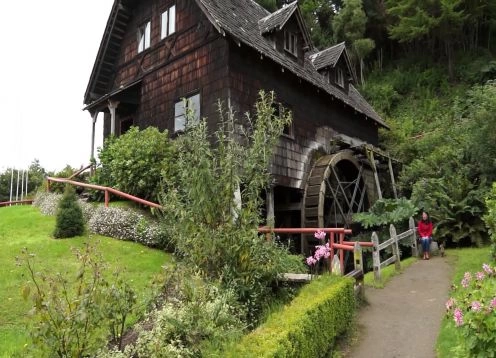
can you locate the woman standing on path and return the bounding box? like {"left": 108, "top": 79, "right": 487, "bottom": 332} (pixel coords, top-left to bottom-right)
{"left": 418, "top": 211, "right": 433, "bottom": 260}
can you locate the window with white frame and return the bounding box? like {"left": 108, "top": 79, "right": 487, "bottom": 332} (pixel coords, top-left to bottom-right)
{"left": 335, "top": 68, "right": 345, "bottom": 88}
{"left": 161, "top": 5, "right": 176, "bottom": 39}
{"left": 284, "top": 30, "right": 298, "bottom": 57}
{"left": 138, "top": 21, "right": 151, "bottom": 53}
{"left": 174, "top": 93, "right": 200, "bottom": 132}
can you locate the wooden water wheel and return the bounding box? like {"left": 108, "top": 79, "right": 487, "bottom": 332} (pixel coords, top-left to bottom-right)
{"left": 301, "top": 150, "right": 370, "bottom": 253}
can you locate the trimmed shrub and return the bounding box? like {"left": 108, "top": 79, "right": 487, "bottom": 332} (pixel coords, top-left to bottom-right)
{"left": 227, "top": 275, "right": 355, "bottom": 357}
{"left": 88, "top": 206, "right": 168, "bottom": 249}
{"left": 53, "top": 186, "right": 85, "bottom": 239}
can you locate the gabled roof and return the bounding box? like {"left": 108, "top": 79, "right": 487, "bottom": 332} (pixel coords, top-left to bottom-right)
{"left": 258, "top": 2, "right": 297, "bottom": 34}
{"left": 85, "top": 0, "right": 386, "bottom": 127}
{"left": 196, "top": 0, "right": 385, "bottom": 126}
{"left": 309, "top": 42, "right": 345, "bottom": 70}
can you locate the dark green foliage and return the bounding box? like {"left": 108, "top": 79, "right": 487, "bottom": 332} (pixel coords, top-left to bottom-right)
{"left": 412, "top": 177, "right": 487, "bottom": 246}
{"left": 483, "top": 183, "right": 496, "bottom": 259}
{"left": 94, "top": 126, "right": 174, "bottom": 202}
{"left": 53, "top": 186, "right": 85, "bottom": 239}
{"left": 226, "top": 275, "right": 355, "bottom": 357}
{"left": 353, "top": 197, "right": 418, "bottom": 229}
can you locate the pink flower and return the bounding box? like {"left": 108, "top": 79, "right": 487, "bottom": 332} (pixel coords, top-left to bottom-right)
{"left": 463, "top": 272, "right": 472, "bottom": 280}
{"left": 306, "top": 256, "right": 317, "bottom": 266}
{"left": 476, "top": 272, "right": 485, "bottom": 281}
{"left": 461, "top": 278, "right": 469, "bottom": 288}
{"left": 445, "top": 298, "right": 455, "bottom": 310}
{"left": 471, "top": 301, "right": 482, "bottom": 312}
{"left": 482, "top": 263, "right": 493, "bottom": 275}
{"left": 314, "top": 230, "right": 326, "bottom": 240}
{"left": 454, "top": 308, "right": 464, "bottom": 327}
{"left": 490, "top": 298, "right": 496, "bottom": 309}
{"left": 314, "top": 244, "right": 330, "bottom": 260}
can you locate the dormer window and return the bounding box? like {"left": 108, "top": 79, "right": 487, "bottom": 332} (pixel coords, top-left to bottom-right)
{"left": 138, "top": 21, "right": 151, "bottom": 53}
{"left": 161, "top": 5, "right": 176, "bottom": 39}
{"left": 284, "top": 30, "right": 298, "bottom": 57}
{"left": 335, "top": 68, "right": 345, "bottom": 88}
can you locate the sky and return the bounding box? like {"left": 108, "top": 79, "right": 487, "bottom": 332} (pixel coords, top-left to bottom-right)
{"left": 0, "top": 0, "right": 114, "bottom": 172}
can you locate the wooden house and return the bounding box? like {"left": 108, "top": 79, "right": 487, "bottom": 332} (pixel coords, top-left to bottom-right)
{"left": 84, "top": 0, "right": 395, "bottom": 251}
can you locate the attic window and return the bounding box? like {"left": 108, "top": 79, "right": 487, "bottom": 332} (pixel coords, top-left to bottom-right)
{"left": 161, "top": 5, "right": 176, "bottom": 39}
{"left": 174, "top": 93, "right": 201, "bottom": 132}
{"left": 284, "top": 31, "right": 298, "bottom": 57}
{"left": 335, "top": 68, "right": 345, "bottom": 88}
{"left": 138, "top": 21, "right": 151, "bottom": 53}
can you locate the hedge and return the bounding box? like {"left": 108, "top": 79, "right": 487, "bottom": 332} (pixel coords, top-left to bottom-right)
{"left": 227, "top": 275, "right": 355, "bottom": 357}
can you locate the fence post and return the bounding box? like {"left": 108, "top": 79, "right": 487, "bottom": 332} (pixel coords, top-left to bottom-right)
{"left": 409, "top": 217, "right": 418, "bottom": 257}
{"left": 46, "top": 178, "right": 51, "bottom": 193}
{"left": 371, "top": 232, "right": 381, "bottom": 282}
{"left": 354, "top": 242, "right": 363, "bottom": 272}
{"left": 104, "top": 190, "right": 109, "bottom": 208}
{"left": 354, "top": 241, "right": 364, "bottom": 298}
{"left": 390, "top": 224, "right": 401, "bottom": 270}
{"left": 329, "top": 232, "right": 335, "bottom": 273}
{"left": 339, "top": 232, "right": 345, "bottom": 275}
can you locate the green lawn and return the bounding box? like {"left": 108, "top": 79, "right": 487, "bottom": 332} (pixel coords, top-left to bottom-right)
{"left": 436, "top": 247, "right": 493, "bottom": 357}
{"left": 0, "top": 205, "right": 171, "bottom": 357}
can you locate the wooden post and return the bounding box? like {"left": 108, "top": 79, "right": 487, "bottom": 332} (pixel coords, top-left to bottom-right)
{"left": 366, "top": 148, "right": 382, "bottom": 200}
{"left": 104, "top": 190, "right": 109, "bottom": 208}
{"left": 353, "top": 242, "right": 362, "bottom": 272}
{"left": 388, "top": 157, "right": 398, "bottom": 199}
{"left": 354, "top": 241, "right": 364, "bottom": 298}
{"left": 390, "top": 224, "right": 401, "bottom": 270}
{"left": 46, "top": 179, "right": 51, "bottom": 193}
{"left": 329, "top": 232, "right": 335, "bottom": 273}
{"left": 339, "top": 232, "right": 345, "bottom": 275}
{"left": 371, "top": 232, "right": 381, "bottom": 282}
{"left": 409, "top": 217, "right": 418, "bottom": 257}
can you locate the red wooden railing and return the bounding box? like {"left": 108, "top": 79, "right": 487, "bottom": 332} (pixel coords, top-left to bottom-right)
{"left": 0, "top": 199, "right": 34, "bottom": 207}
{"left": 46, "top": 177, "right": 163, "bottom": 209}
{"left": 258, "top": 227, "right": 373, "bottom": 274}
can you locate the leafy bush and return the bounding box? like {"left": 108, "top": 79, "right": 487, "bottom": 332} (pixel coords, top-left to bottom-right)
{"left": 161, "top": 91, "right": 294, "bottom": 323}
{"left": 17, "top": 244, "right": 138, "bottom": 357}
{"left": 412, "top": 176, "right": 488, "bottom": 246}
{"left": 227, "top": 275, "right": 355, "bottom": 357}
{"left": 353, "top": 197, "right": 418, "bottom": 229}
{"left": 53, "top": 186, "right": 85, "bottom": 238}
{"left": 94, "top": 126, "right": 174, "bottom": 202}
{"left": 445, "top": 263, "right": 496, "bottom": 357}
{"left": 88, "top": 206, "right": 168, "bottom": 249}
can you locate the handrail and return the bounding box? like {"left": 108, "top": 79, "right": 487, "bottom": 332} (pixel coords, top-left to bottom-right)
{"left": 257, "top": 226, "right": 371, "bottom": 275}
{"left": 0, "top": 199, "right": 34, "bottom": 207}
{"left": 46, "top": 177, "right": 163, "bottom": 209}
{"left": 67, "top": 163, "right": 94, "bottom": 180}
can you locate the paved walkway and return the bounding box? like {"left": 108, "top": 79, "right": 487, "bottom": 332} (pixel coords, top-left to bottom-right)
{"left": 349, "top": 256, "right": 452, "bottom": 358}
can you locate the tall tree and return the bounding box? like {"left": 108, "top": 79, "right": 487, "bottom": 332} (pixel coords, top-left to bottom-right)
{"left": 333, "top": 0, "right": 376, "bottom": 83}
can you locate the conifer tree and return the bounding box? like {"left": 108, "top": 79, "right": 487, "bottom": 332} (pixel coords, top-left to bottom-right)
{"left": 53, "top": 185, "right": 85, "bottom": 239}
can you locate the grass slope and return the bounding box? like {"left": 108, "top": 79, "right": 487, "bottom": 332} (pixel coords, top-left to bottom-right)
{"left": 0, "top": 205, "right": 171, "bottom": 357}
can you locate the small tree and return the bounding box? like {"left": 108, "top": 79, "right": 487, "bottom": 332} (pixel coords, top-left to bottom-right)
{"left": 53, "top": 185, "right": 85, "bottom": 238}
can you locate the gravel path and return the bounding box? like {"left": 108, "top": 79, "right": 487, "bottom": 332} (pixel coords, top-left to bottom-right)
{"left": 349, "top": 256, "right": 452, "bottom": 358}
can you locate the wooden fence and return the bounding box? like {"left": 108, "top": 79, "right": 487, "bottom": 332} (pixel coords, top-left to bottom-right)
{"left": 371, "top": 217, "right": 418, "bottom": 282}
